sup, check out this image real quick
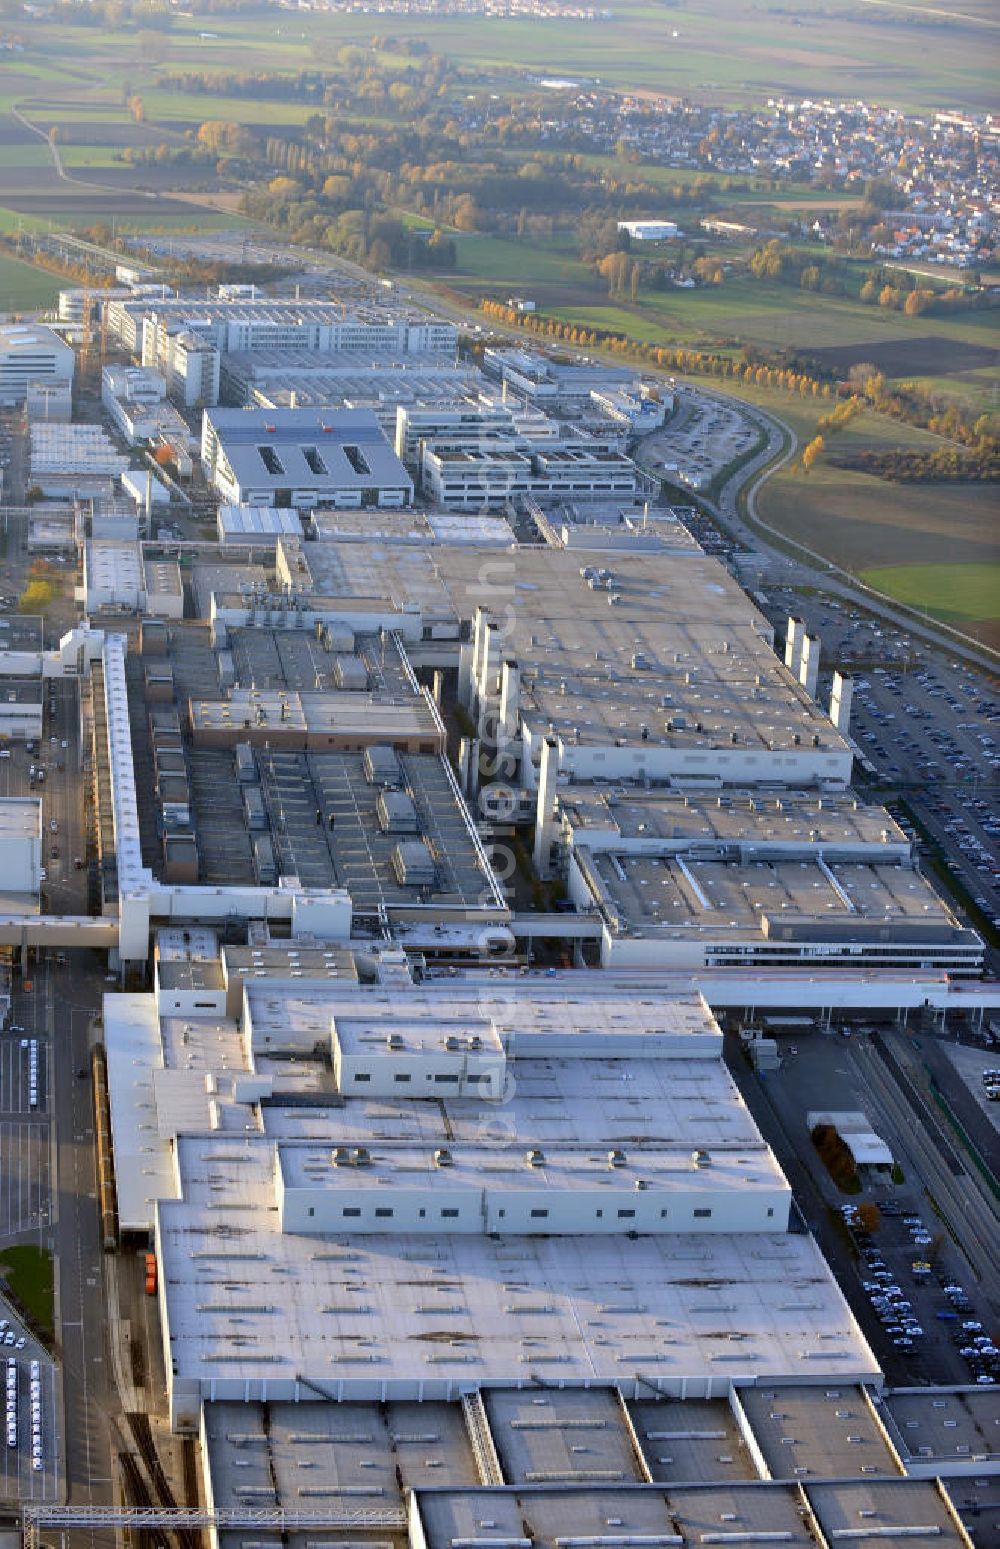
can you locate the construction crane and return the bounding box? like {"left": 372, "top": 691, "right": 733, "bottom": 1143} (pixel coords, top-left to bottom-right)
{"left": 22, "top": 1505, "right": 407, "bottom": 1549}
{"left": 78, "top": 286, "right": 93, "bottom": 375}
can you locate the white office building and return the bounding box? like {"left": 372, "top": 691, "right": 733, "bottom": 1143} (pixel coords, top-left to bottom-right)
{"left": 0, "top": 322, "right": 74, "bottom": 408}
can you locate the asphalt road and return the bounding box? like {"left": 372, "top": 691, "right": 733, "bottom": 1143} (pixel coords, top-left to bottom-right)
{"left": 48, "top": 953, "right": 117, "bottom": 1515}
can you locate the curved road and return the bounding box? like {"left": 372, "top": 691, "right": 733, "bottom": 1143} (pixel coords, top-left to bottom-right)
{"left": 10, "top": 103, "right": 158, "bottom": 201}
{"left": 400, "top": 269, "right": 999, "bottom": 672}
{"left": 647, "top": 393, "right": 1000, "bottom": 673}
{"left": 4, "top": 123, "right": 995, "bottom": 672}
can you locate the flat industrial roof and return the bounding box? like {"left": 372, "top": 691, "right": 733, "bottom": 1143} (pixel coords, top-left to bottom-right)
{"left": 189, "top": 689, "right": 440, "bottom": 746}
{"left": 256, "top": 749, "right": 496, "bottom": 910}
{"left": 156, "top": 958, "right": 225, "bottom": 992}
{"left": 0, "top": 614, "right": 45, "bottom": 651}
{"left": 293, "top": 541, "right": 850, "bottom": 758}
{"left": 224, "top": 347, "right": 468, "bottom": 377}
{"left": 736, "top": 1383, "right": 900, "bottom": 1481}
{"left": 0, "top": 798, "right": 41, "bottom": 839}
{"left": 332, "top": 1010, "right": 503, "bottom": 1061}
{"left": 483, "top": 1387, "right": 647, "bottom": 1484}
{"left": 158, "top": 1138, "right": 878, "bottom": 1392}
{"left": 102, "top": 993, "right": 179, "bottom": 1233}
{"left": 203, "top": 1396, "right": 480, "bottom": 1513}
{"left": 562, "top": 788, "right": 910, "bottom": 855}
{"left": 805, "top": 1478, "right": 970, "bottom": 1548}
{"left": 87, "top": 539, "right": 142, "bottom": 591}
{"left": 587, "top": 853, "right": 960, "bottom": 941}
{"left": 277, "top": 1137, "right": 788, "bottom": 1199}
{"left": 205, "top": 407, "right": 413, "bottom": 495}
{"left": 627, "top": 1396, "right": 758, "bottom": 1482}
{"left": 416, "top": 1484, "right": 814, "bottom": 1549}
{"left": 260, "top": 1053, "right": 760, "bottom": 1153}
{"left": 245, "top": 981, "right": 723, "bottom": 1061}
{"left": 217, "top": 506, "right": 304, "bottom": 538}
{"left": 142, "top": 553, "right": 184, "bottom": 597}
{"left": 882, "top": 1388, "right": 1000, "bottom": 1468}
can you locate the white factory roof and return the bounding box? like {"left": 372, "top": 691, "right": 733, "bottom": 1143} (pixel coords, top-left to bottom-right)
{"left": 0, "top": 798, "right": 41, "bottom": 839}
{"left": 246, "top": 980, "right": 724, "bottom": 1060}
{"left": 217, "top": 505, "right": 304, "bottom": 540}
{"left": 108, "top": 979, "right": 743, "bottom": 1233}
{"left": 562, "top": 787, "right": 911, "bottom": 855}
{"left": 0, "top": 321, "right": 72, "bottom": 358}
{"left": 30, "top": 422, "right": 128, "bottom": 476}
{"left": 276, "top": 1136, "right": 788, "bottom": 1198}
{"left": 102, "top": 634, "right": 155, "bottom": 894}
{"left": 102, "top": 993, "right": 179, "bottom": 1233}
{"left": 333, "top": 1009, "right": 504, "bottom": 1059}
{"left": 86, "top": 539, "right": 142, "bottom": 593}
{"left": 157, "top": 1139, "right": 879, "bottom": 1392}
{"left": 308, "top": 507, "right": 515, "bottom": 546}
{"left": 588, "top": 853, "right": 962, "bottom": 942}
{"left": 261, "top": 1052, "right": 761, "bottom": 1151}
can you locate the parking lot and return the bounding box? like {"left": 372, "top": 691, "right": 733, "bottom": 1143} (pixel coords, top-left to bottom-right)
{"left": 0, "top": 1335, "right": 59, "bottom": 1500}
{"left": 0, "top": 993, "right": 59, "bottom": 1497}
{"left": 0, "top": 1024, "right": 50, "bottom": 1240}
{"left": 758, "top": 585, "right": 1000, "bottom": 948}
{"left": 753, "top": 1025, "right": 998, "bottom": 1386}
{"left": 642, "top": 387, "right": 765, "bottom": 493}
{"left": 843, "top": 1200, "right": 1000, "bottom": 1387}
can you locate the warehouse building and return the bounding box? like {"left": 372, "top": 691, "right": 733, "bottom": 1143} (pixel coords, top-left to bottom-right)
{"left": 29, "top": 422, "right": 129, "bottom": 498}
{"left": 0, "top": 798, "right": 42, "bottom": 894}
{"left": 200, "top": 407, "right": 414, "bottom": 509}
{"left": 216, "top": 504, "right": 303, "bottom": 544}
{"left": 95, "top": 955, "right": 881, "bottom": 1426}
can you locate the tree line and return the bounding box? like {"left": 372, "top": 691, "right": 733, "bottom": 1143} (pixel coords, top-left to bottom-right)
{"left": 478, "top": 299, "right": 833, "bottom": 398}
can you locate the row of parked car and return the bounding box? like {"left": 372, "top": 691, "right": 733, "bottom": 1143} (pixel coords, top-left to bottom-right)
{"left": 939, "top": 1283, "right": 1000, "bottom": 1385}
{"left": 844, "top": 1205, "right": 929, "bottom": 1353}
{"left": 27, "top": 1359, "right": 42, "bottom": 1473}
{"left": 5, "top": 1358, "right": 16, "bottom": 1449}
{"left": 846, "top": 1201, "right": 997, "bottom": 1384}
{"left": 981, "top": 1068, "right": 1000, "bottom": 1104}
{"left": 26, "top": 1038, "right": 39, "bottom": 1112}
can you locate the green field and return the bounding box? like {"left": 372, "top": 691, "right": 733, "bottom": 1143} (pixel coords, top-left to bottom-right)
{"left": 0, "top": 252, "right": 61, "bottom": 310}
{"left": 541, "top": 277, "right": 1000, "bottom": 354}
{"left": 8, "top": 0, "right": 1000, "bottom": 119}
{"left": 202, "top": 0, "right": 997, "bottom": 111}
{"left": 758, "top": 442, "right": 1000, "bottom": 646}
{"left": 860, "top": 563, "right": 1000, "bottom": 627}
{"left": 449, "top": 232, "right": 591, "bottom": 288}
{"left": 138, "top": 88, "right": 316, "bottom": 127}
{"left": 665, "top": 377, "right": 1000, "bottom": 646}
